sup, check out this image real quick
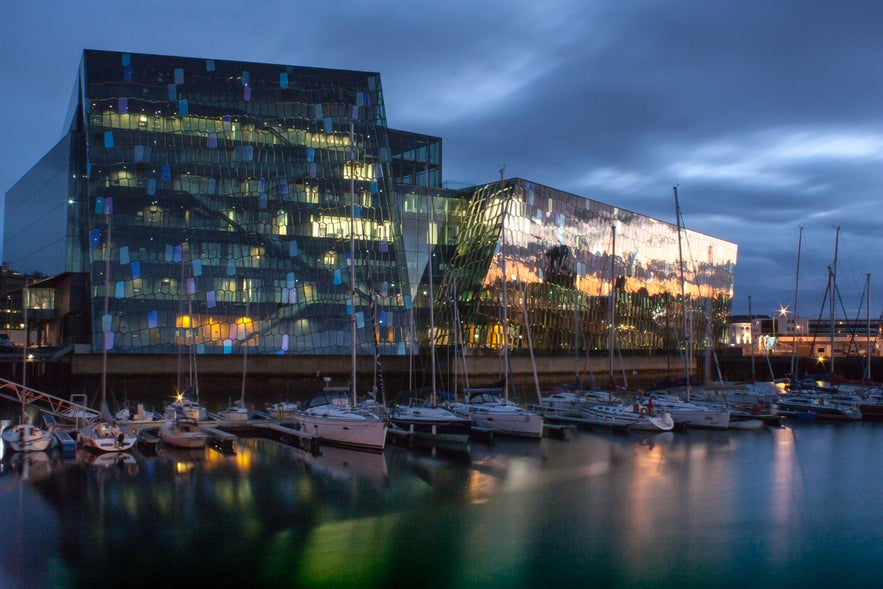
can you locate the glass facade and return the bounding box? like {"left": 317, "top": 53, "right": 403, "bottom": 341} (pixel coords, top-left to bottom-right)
{"left": 427, "top": 179, "right": 737, "bottom": 354}
{"left": 70, "top": 50, "right": 412, "bottom": 355}
{"left": 4, "top": 50, "right": 737, "bottom": 359}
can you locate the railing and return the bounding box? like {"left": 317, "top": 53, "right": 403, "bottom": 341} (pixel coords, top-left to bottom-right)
{"left": 0, "top": 377, "right": 100, "bottom": 421}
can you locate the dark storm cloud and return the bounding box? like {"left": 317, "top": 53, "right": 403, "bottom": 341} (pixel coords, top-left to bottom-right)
{"left": 0, "top": 0, "right": 880, "bottom": 316}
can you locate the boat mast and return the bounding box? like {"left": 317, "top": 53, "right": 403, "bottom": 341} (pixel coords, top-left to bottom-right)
{"left": 830, "top": 226, "right": 840, "bottom": 375}
{"left": 21, "top": 280, "right": 28, "bottom": 422}
{"left": 427, "top": 161, "right": 437, "bottom": 405}
{"left": 790, "top": 226, "right": 803, "bottom": 379}
{"left": 673, "top": 186, "right": 691, "bottom": 399}
{"left": 865, "top": 273, "right": 872, "bottom": 382}
{"left": 500, "top": 167, "right": 509, "bottom": 402}
{"left": 608, "top": 222, "right": 616, "bottom": 400}
{"left": 748, "top": 295, "right": 756, "bottom": 383}
{"left": 101, "top": 212, "right": 111, "bottom": 416}
{"left": 349, "top": 121, "right": 357, "bottom": 406}
{"left": 240, "top": 290, "right": 249, "bottom": 407}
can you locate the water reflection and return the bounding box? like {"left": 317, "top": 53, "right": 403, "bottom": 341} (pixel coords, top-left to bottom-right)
{"left": 4, "top": 424, "right": 883, "bottom": 587}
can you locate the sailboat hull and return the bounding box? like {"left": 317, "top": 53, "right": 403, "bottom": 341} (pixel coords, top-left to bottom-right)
{"left": 389, "top": 406, "right": 472, "bottom": 444}
{"left": 2, "top": 424, "right": 54, "bottom": 453}
{"left": 292, "top": 412, "right": 388, "bottom": 450}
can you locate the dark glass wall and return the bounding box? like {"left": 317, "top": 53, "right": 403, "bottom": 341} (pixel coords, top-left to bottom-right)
{"left": 74, "top": 50, "right": 411, "bottom": 356}
{"left": 4, "top": 135, "right": 73, "bottom": 276}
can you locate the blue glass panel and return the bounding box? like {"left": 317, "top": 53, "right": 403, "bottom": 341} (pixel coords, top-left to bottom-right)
{"left": 134, "top": 145, "right": 144, "bottom": 162}
{"left": 244, "top": 86, "right": 252, "bottom": 101}
{"left": 208, "top": 178, "right": 216, "bottom": 194}
{"left": 94, "top": 197, "right": 104, "bottom": 214}
{"left": 121, "top": 53, "right": 131, "bottom": 66}
{"left": 205, "top": 59, "right": 215, "bottom": 71}
{"left": 397, "top": 341, "right": 406, "bottom": 355}
{"left": 161, "top": 165, "right": 171, "bottom": 181}
{"left": 258, "top": 178, "right": 266, "bottom": 193}
{"left": 147, "top": 179, "right": 156, "bottom": 195}
{"left": 147, "top": 310, "right": 158, "bottom": 329}
{"left": 370, "top": 182, "right": 378, "bottom": 194}
{"left": 307, "top": 148, "right": 314, "bottom": 162}
{"left": 241, "top": 71, "right": 250, "bottom": 86}
{"left": 179, "top": 99, "right": 188, "bottom": 115}
{"left": 101, "top": 314, "right": 112, "bottom": 333}
{"left": 173, "top": 245, "right": 182, "bottom": 263}
{"left": 309, "top": 163, "right": 317, "bottom": 178}
{"left": 375, "top": 163, "right": 383, "bottom": 179}
{"left": 404, "top": 295, "right": 412, "bottom": 310}
{"left": 379, "top": 147, "right": 389, "bottom": 162}
{"left": 223, "top": 339, "right": 232, "bottom": 354}
{"left": 380, "top": 241, "right": 388, "bottom": 253}
{"left": 104, "top": 132, "right": 114, "bottom": 148}
{"left": 333, "top": 269, "right": 342, "bottom": 285}
{"left": 186, "top": 277, "right": 196, "bottom": 295}
{"left": 227, "top": 260, "right": 236, "bottom": 275}
{"left": 356, "top": 311, "right": 364, "bottom": 329}
{"left": 120, "top": 246, "right": 130, "bottom": 265}
{"left": 379, "top": 310, "right": 387, "bottom": 325}
{"left": 89, "top": 229, "right": 101, "bottom": 248}
{"left": 104, "top": 331, "right": 114, "bottom": 351}
{"left": 206, "top": 290, "right": 216, "bottom": 308}
{"left": 174, "top": 68, "right": 184, "bottom": 85}
{"left": 314, "top": 104, "right": 323, "bottom": 119}
{"left": 118, "top": 97, "right": 128, "bottom": 113}
{"left": 280, "top": 179, "right": 288, "bottom": 194}
{"left": 346, "top": 300, "right": 352, "bottom": 315}
{"left": 354, "top": 205, "right": 361, "bottom": 218}
{"left": 167, "top": 84, "right": 176, "bottom": 100}
{"left": 289, "top": 241, "right": 298, "bottom": 257}
{"left": 352, "top": 105, "right": 359, "bottom": 120}
{"left": 104, "top": 198, "right": 113, "bottom": 214}
{"left": 280, "top": 72, "right": 288, "bottom": 88}
{"left": 123, "top": 65, "right": 133, "bottom": 82}
{"left": 207, "top": 133, "right": 217, "bottom": 149}
{"left": 115, "top": 281, "right": 125, "bottom": 299}
{"left": 286, "top": 272, "right": 295, "bottom": 288}
{"left": 131, "top": 261, "right": 140, "bottom": 278}
{"left": 282, "top": 334, "right": 289, "bottom": 351}
{"left": 192, "top": 259, "right": 202, "bottom": 277}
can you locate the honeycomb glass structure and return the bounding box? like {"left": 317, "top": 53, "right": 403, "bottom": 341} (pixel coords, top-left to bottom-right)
{"left": 70, "top": 50, "right": 410, "bottom": 355}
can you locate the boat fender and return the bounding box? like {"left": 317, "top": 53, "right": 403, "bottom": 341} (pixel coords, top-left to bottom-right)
{"left": 640, "top": 407, "right": 648, "bottom": 416}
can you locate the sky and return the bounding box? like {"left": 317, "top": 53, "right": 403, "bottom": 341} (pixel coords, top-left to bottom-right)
{"left": 1, "top": 0, "right": 881, "bottom": 319}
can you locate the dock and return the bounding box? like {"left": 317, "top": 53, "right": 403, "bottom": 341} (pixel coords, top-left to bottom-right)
{"left": 251, "top": 422, "right": 320, "bottom": 454}
{"left": 201, "top": 426, "right": 238, "bottom": 455}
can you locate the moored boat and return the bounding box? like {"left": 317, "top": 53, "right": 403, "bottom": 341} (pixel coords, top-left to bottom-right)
{"left": 158, "top": 416, "right": 208, "bottom": 449}
{"left": 289, "top": 387, "right": 388, "bottom": 451}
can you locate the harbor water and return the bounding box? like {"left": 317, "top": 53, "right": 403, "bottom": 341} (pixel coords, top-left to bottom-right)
{"left": 2, "top": 421, "right": 883, "bottom": 588}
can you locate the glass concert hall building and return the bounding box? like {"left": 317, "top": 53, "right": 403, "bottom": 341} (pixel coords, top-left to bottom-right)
{"left": 4, "top": 49, "right": 737, "bottom": 364}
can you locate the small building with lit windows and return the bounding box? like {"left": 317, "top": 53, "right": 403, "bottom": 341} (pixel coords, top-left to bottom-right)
{"left": 3, "top": 49, "right": 738, "bottom": 397}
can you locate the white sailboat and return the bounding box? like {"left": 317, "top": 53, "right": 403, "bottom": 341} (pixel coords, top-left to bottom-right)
{"left": 158, "top": 415, "right": 208, "bottom": 449}
{"left": 447, "top": 173, "right": 543, "bottom": 439}
{"left": 288, "top": 121, "right": 387, "bottom": 450}
{"left": 389, "top": 167, "right": 471, "bottom": 444}
{"left": 78, "top": 211, "right": 138, "bottom": 453}
{"left": 218, "top": 294, "right": 252, "bottom": 421}
{"left": 164, "top": 250, "right": 208, "bottom": 422}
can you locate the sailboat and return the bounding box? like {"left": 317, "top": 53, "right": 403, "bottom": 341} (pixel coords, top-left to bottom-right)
{"left": 647, "top": 187, "right": 729, "bottom": 429}
{"left": 575, "top": 223, "right": 673, "bottom": 432}
{"left": 288, "top": 120, "right": 388, "bottom": 451}
{"left": 389, "top": 163, "right": 472, "bottom": 445}
{"left": 1, "top": 283, "right": 56, "bottom": 453}
{"left": 164, "top": 249, "right": 208, "bottom": 422}
{"left": 218, "top": 294, "right": 252, "bottom": 421}
{"left": 446, "top": 171, "right": 544, "bottom": 439}
{"left": 78, "top": 207, "right": 138, "bottom": 453}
